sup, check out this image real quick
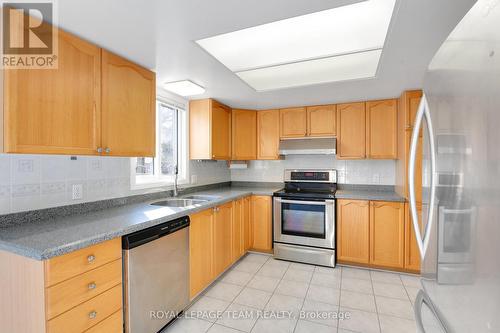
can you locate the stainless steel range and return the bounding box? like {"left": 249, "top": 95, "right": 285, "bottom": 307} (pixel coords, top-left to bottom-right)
{"left": 273, "top": 169, "right": 337, "bottom": 267}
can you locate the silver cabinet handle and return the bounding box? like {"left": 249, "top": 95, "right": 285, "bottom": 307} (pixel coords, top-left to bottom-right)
{"left": 87, "top": 254, "right": 96, "bottom": 263}
{"left": 408, "top": 93, "right": 437, "bottom": 259}
{"left": 415, "top": 290, "right": 450, "bottom": 333}
{"left": 88, "top": 282, "right": 96, "bottom": 290}
{"left": 88, "top": 311, "right": 97, "bottom": 319}
{"left": 105, "top": 147, "right": 111, "bottom": 154}
{"left": 97, "top": 147, "right": 103, "bottom": 153}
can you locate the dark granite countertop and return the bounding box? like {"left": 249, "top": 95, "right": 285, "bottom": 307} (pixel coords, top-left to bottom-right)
{"left": 0, "top": 185, "right": 280, "bottom": 260}
{"left": 335, "top": 184, "right": 406, "bottom": 202}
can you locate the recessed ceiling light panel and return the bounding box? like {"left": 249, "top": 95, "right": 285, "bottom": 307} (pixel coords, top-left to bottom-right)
{"left": 195, "top": 0, "right": 396, "bottom": 90}
{"left": 163, "top": 80, "right": 205, "bottom": 97}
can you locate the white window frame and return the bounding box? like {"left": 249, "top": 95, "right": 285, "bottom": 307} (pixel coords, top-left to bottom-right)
{"left": 130, "top": 96, "right": 189, "bottom": 190}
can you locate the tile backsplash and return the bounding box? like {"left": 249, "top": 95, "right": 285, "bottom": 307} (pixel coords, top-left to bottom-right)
{"left": 230, "top": 155, "right": 396, "bottom": 185}
{"left": 0, "top": 154, "right": 230, "bottom": 215}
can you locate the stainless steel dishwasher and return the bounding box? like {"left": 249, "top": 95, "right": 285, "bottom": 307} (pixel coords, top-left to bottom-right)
{"left": 123, "top": 216, "right": 190, "bottom": 333}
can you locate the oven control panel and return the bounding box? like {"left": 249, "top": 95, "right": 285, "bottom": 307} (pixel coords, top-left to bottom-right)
{"left": 291, "top": 171, "right": 329, "bottom": 181}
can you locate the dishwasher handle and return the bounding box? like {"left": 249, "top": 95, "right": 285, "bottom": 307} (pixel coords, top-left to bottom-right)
{"left": 122, "top": 216, "right": 190, "bottom": 250}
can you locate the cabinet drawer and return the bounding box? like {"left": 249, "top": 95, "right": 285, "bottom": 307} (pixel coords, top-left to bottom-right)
{"left": 46, "top": 259, "right": 122, "bottom": 319}
{"left": 47, "top": 284, "right": 122, "bottom": 333}
{"left": 84, "top": 310, "right": 123, "bottom": 333}
{"left": 45, "top": 238, "right": 122, "bottom": 287}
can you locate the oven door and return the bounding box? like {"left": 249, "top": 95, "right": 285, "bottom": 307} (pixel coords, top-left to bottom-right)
{"left": 273, "top": 197, "right": 335, "bottom": 249}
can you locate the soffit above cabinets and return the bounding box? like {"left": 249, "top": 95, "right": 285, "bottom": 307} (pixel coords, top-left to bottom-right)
{"left": 195, "top": 0, "right": 396, "bottom": 91}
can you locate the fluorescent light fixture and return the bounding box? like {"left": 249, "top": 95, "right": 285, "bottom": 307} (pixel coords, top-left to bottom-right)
{"left": 237, "top": 49, "right": 382, "bottom": 91}
{"left": 163, "top": 80, "right": 205, "bottom": 96}
{"left": 196, "top": 0, "right": 396, "bottom": 90}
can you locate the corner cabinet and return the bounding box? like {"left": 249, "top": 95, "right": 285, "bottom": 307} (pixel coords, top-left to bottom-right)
{"left": 189, "top": 99, "right": 232, "bottom": 160}
{"left": 101, "top": 50, "right": 156, "bottom": 157}
{"left": 2, "top": 24, "right": 156, "bottom": 156}
{"left": 257, "top": 109, "right": 280, "bottom": 160}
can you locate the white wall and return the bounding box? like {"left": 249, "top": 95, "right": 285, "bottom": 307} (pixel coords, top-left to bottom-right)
{"left": 230, "top": 155, "right": 396, "bottom": 185}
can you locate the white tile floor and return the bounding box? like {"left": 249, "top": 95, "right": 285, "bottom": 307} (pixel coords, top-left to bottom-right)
{"left": 162, "top": 253, "right": 422, "bottom": 333}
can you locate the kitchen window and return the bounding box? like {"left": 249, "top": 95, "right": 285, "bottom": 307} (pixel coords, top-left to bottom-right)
{"left": 131, "top": 100, "right": 188, "bottom": 189}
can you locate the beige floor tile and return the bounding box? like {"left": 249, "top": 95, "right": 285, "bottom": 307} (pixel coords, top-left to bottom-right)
{"left": 247, "top": 275, "right": 281, "bottom": 292}
{"left": 375, "top": 296, "right": 414, "bottom": 320}
{"left": 404, "top": 286, "right": 420, "bottom": 304}
{"left": 289, "top": 262, "right": 316, "bottom": 272}
{"left": 233, "top": 261, "right": 264, "bottom": 274}
{"left": 233, "top": 287, "right": 272, "bottom": 309}
{"left": 216, "top": 303, "right": 259, "bottom": 332}
{"left": 301, "top": 299, "right": 339, "bottom": 327}
{"left": 294, "top": 320, "right": 334, "bottom": 333}
{"left": 339, "top": 307, "right": 380, "bottom": 333}
{"left": 311, "top": 271, "right": 341, "bottom": 289}
{"left": 306, "top": 284, "right": 340, "bottom": 305}
{"left": 342, "top": 267, "right": 371, "bottom": 280}
{"left": 275, "top": 279, "right": 309, "bottom": 299}
{"left": 372, "top": 282, "right": 409, "bottom": 300}
{"left": 205, "top": 282, "right": 243, "bottom": 302}
{"left": 251, "top": 317, "right": 297, "bottom": 333}
{"left": 315, "top": 265, "right": 342, "bottom": 276}
{"left": 221, "top": 270, "right": 254, "bottom": 286}
{"left": 370, "top": 271, "right": 403, "bottom": 285}
{"left": 243, "top": 253, "right": 270, "bottom": 264}
{"left": 400, "top": 274, "right": 422, "bottom": 288}
{"left": 379, "top": 314, "right": 417, "bottom": 333}
{"left": 340, "top": 290, "right": 377, "bottom": 312}
{"left": 341, "top": 277, "right": 373, "bottom": 294}
{"left": 187, "top": 296, "right": 231, "bottom": 322}
{"left": 162, "top": 317, "right": 213, "bottom": 333}
{"left": 282, "top": 268, "right": 313, "bottom": 283}
{"left": 265, "top": 293, "right": 304, "bottom": 317}
{"left": 206, "top": 324, "right": 241, "bottom": 333}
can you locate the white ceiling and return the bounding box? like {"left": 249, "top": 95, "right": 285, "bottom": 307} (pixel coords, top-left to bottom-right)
{"left": 58, "top": 0, "right": 476, "bottom": 109}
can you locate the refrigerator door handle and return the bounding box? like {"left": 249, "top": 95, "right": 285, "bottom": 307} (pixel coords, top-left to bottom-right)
{"left": 409, "top": 94, "right": 437, "bottom": 259}
{"left": 415, "top": 290, "right": 450, "bottom": 333}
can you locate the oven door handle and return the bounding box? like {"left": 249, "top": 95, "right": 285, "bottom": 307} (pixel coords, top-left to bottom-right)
{"left": 275, "top": 198, "right": 331, "bottom": 206}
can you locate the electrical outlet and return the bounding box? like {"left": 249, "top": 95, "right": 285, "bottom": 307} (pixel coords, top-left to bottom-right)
{"left": 72, "top": 184, "right": 83, "bottom": 200}
{"left": 18, "top": 159, "right": 34, "bottom": 172}
{"left": 191, "top": 175, "right": 197, "bottom": 184}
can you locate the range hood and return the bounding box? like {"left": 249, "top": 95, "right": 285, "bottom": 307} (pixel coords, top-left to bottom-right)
{"left": 278, "top": 138, "right": 336, "bottom": 155}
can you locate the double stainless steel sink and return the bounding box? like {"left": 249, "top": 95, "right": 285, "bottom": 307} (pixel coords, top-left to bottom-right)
{"left": 150, "top": 194, "right": 221, "bottom": 208}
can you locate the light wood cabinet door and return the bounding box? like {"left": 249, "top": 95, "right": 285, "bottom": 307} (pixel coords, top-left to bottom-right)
{"left": 3, "top": 30, "right": 101, "bottom": 155}
{"left": 369, "top": 201, "right": 405, "bottom": 269}
{"left": 189, "top": 209, "right": 214, "bottom": 299}
{"left": 402, "top": 90, "right": 423, "bottom": 133}
{"left": 212, "top": 101, "right": 232, "bottom": 160}
{"left": 306, "top": 105, "right": 336, "bottom": 137}
{"left": 243, "top": 197, "right": 253, "bottom": 251}
{"left": 232, "top": 109, "right": 257, "bottom": 160}
{"left": 101, "top": 50, "right": 155, "bottom": 157}
{"left": 366, "top": 99, "right": 398, "bottom": 159}
{"left": 232, "top": 199, "right": 244, "bottom": 262}
{"left": 280, "top": 107, "right": 307, "bottom": 138}
{"left": 257, "top": 109, "right": 280, "bottom": 159}
{"left": 337, "top": 103, "right": 366, "bottom": 159}
{"left": 405, "top": 202, "right": 422, "bottom": 272}
{"left": 251, "top": 196, "right": 272, "bottom": 252}
{"left": 337, "top": 199, "right": 370, "bottom": 264}
{"left": 213, "top": 202, "right": 233, "bottom": 276}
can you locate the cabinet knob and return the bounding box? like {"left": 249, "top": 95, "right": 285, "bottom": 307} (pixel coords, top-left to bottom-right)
{"left": 105, "top": 147, "right": 111, "bottom": 154}
{"left": 97, "top": 147, "right": 103, "bottom": 153}
{"left": 87, "top": 254, "right": 96, "bottom": 263}
{"left": 88, "top": 282, "right": 97, "bottom": 290}
{"left": 88, "top": 311, "right": 97, "bottom": 319}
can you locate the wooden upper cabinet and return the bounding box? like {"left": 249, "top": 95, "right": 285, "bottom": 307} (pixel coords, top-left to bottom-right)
{"left": 337, "top": 199, "right": 370, "bottom": 264}
{"left": 401, "top": 90, "right": 423, "bottom": 131}
{"left": 189, "top": 99, "right": 231, "bottom": 160}
{"left": 306, "top": 105, "right": 336, "bottom": 137}
{"left": 337, "top": 102, "right": 366, "bottom": 159}
{"left": 280, "top": 107, "right": 307, "bottom": 138}
{"left": 101, "top": 50, "right": 156, "bottom": 157}
{"left": 366, "top": 99, "right": 398, "bottom": 159}
{"left": 3, "top": 30, "right": 101, "bottom": 155}
{"left": 257, "top": 109, "right": 280, "bottom": 160}
{"left": 189, "top": 209, "right": 214, "bottom": 299}
{"left": 369, "top": 201, "right": 405, "bottom": 269}
{"left": 251, "top": 196, "right": 272, "bottom": 252}
{"left": 232, "top": 109, "right": 257, "bottom": 160}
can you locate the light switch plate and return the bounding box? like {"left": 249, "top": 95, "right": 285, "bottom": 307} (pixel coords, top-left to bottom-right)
{"left": 72, "top": 184, "right": 83, "bottom": 200}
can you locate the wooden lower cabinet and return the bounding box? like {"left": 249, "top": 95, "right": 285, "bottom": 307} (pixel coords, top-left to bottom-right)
{"left": 232, "top": 199, "right": 244, "bottom": 261}
{"left": 370, "top": 201, "right": 405, "bottom": 269}
{"left": 251, "top": 196, "right": 273, "bottom": 252}
{"left": 337, "top": 199, "right": 370, "bottom": 264}
{"left": 243, "top": 196, "right": 253, "bottom": 251}
{"left": 189, "top": 208, "right": 215, "bottom": 299}
{"left": 405, "top": 202, "right": 422, "bottom": 272}
{"left": 0, "top": 238, "right": 123, "bottom": 333}
{"left": 213, "top": 202, "right": 233, "bottom": 277}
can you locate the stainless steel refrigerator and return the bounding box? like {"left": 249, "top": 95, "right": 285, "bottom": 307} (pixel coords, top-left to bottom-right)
{"left": 408, "top": 0, "right": 500, "bottom": 331}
